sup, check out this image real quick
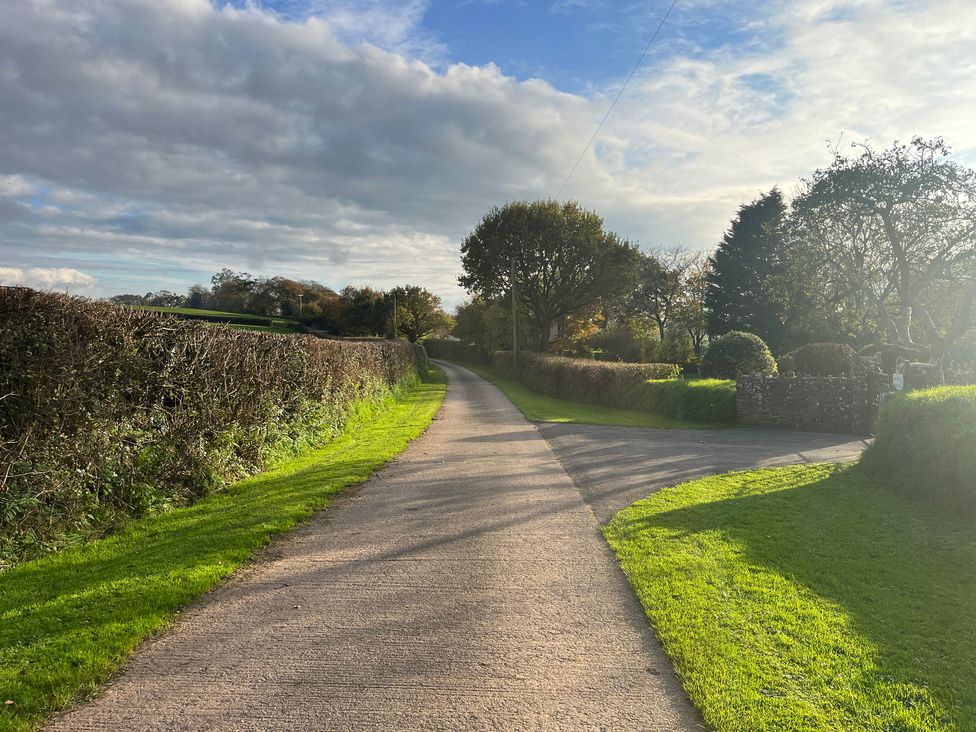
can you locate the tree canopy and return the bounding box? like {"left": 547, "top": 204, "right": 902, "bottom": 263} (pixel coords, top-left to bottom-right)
{"left": 459, "top": 200, "right": 640, "bottom": 351}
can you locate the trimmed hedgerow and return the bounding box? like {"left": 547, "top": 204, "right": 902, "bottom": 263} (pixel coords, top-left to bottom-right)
{"left": 0, "top": 287, "right": 424, "bottom": 567}
{"left": 701, "top": 331, "right": 777, "bottom": 378}
{"left": 860, "top": 386, "right": 976, "bottom": 510}
{"left": 489, "top": 352, "right": 732, "bottom": 422}
{"left": 423, "top": 338, "right": 492, "bottom": 366}
{"left": 780, "top": 342, "right": 857, "bottom": 376}
{"left": 492, "top": 352, "right": 680, "bottom": 397}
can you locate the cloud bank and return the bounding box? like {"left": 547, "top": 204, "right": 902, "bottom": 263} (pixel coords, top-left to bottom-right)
{"left": 0, "top": 0, "right": 973, "bottom": 305}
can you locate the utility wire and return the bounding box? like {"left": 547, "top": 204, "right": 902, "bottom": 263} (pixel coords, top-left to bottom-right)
{"left": 554, "top": 0, "right": 679, "bottom": 199}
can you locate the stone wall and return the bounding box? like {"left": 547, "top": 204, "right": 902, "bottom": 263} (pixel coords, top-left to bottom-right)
{"left": 736, "top": 373, "right": 892, "bottom": 434}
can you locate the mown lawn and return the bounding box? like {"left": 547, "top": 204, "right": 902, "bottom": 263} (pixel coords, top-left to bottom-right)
{"left": 456, "top": 362, "right": 731, "bottom": 429}
{"left": 605, "top": 463, "right": 976, "bottom": 731}
{"left": 0, "top": 369, "right": 446, "bottom": 732}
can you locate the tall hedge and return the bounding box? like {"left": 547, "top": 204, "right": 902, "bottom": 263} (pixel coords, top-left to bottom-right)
{"left": 493, "top": 351, "right": 679, "bottom": 393}
{"left": 491, "top": 352, "right": 733, "bottom": 422}
{"left": 422, "top": 338, "right": 492, "bottom": 366}
{"left": 860, "top": 386, "right": 976, "bottom": 509}
{"left": 0, "top": 288, "right": 424, "bottom": 565}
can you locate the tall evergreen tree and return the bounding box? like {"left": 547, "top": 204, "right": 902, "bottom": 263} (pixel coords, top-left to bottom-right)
{"left": 705, "top": 188, "right": 789, "bottom": 352}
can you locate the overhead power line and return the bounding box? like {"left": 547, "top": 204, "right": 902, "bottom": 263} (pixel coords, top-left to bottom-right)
{"left": 554, "top": 0, "right": 679, "bottom": 199}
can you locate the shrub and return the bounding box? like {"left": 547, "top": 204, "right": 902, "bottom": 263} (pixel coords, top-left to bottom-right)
{"left": 700, "top": 331, "right": 777, "bottom": 378}
{"left": 0, "top": 288, "right": 424, "bottom": 566}
{"left": 860, "top": 386, "right": 976, "bottom": 509}
{"left": 780, "top": 343, "right": 857, "bottom": 376}
{"left": 422, "top": 338, "right": 492, "bottom": 366}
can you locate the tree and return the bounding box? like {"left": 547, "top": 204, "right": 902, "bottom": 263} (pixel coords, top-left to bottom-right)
{"left": 453, "top": 296, "right": 533, "bottom": 353}
{"left": 186, "top": 284, "right": 210, "bottom": 310}
{"left": 335, "top": 286, "right": 388, "bottom": 336}
{"left": 209, "top": 269, "right": 255, "bottom": 313}
{"left": 674, "top": 253, "right": 711, "bottom": 358}
{"left": 790, "top": 138, "right": 976, "bottom": 380}
{"left": 706, "top": 189, "right": 790, "bottom": 352}
{"left": 459, "top": 200, "right": 640, "bottom": 351}
{"left": 631, "top": 249, "right": 692, "bottom": 342}
{"left": 388, "top": 285, "right": 452, "bottom": 343}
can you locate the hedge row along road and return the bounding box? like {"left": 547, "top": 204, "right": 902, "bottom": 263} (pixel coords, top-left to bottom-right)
{"left": 48, "top": 362, "right": 868, "bottom": 730}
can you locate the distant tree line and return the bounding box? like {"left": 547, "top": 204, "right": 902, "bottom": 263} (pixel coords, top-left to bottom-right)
{"left": 110, "top": 271, "right": 452, "bottom": 343}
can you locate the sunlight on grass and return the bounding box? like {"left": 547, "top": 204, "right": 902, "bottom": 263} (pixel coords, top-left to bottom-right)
{"left": 605, "top": 464, "right": 976, "bottom": 731}
{"left": 0, "top": 369, "right": 446, "bottom": 732}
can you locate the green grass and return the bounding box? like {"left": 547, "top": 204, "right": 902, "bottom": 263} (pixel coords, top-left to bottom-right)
{"left": 0, "top": 369, "right": 446, "bottom": 732}
{"left": 131, "top": 305, "right": 299, "bottom": 328}
{"left": 454, "top": 362, "right": 729, "bottom": 429}
{"left": 605, "top": 463, "right": 976, "bottom": 731}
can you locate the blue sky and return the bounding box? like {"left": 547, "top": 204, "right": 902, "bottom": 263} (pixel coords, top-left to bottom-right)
{"left": 2, "top": 0, "right": 974, "bottom": 304}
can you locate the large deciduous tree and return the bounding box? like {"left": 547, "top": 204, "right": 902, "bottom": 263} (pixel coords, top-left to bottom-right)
{"left": 790, "top": 138, "right": 976, "bottom": 379}
{"left": 459, "top": 200, "right": 640, "bottom": 352}
{"left": 706, "top": 189, "right": 790, "bottom": 351}
{"left": 388, "top": 285, "right": 452, "bottom": 343}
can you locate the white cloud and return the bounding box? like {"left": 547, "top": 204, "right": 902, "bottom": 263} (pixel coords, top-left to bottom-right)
{"left": 0, "top": 0, "right": 973, "bottom": 307}
{"left": 0, "top": 267, "right": 97, "bottom": 291}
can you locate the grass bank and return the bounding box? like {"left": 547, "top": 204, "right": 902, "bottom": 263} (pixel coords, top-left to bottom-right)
{"left": 605, "top": 463, "right": 975, "bottom": 731}
{"left": 451, "top": 361, "right": 729, "bottom": 429}
{"left": 0, "top": 368, "right": 446, "bottom": 732}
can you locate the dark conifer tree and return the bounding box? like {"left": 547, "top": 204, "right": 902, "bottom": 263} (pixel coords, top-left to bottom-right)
{"left": 705, "top": 188, "right": 789, "bottom": 352}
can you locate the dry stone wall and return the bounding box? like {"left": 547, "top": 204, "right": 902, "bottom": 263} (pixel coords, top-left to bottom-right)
{"left": 736, "top": 373, "right": 893, "bottom": 434}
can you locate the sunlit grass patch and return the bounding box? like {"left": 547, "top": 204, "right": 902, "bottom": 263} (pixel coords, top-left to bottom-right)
{"left": 605, "top": 463, "right": 976, "bottom": 731}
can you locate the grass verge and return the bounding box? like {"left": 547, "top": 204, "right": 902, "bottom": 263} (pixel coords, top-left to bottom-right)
{"left": 0, "top": 368, "right": 446, "bottom": 732}
{"left": 604, "top": 463, "right": 975, "bottom": 731}
{"left": 451, "top": 361, "right": 728, "bottom": 429}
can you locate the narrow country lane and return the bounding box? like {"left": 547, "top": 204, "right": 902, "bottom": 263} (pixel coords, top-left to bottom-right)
{"left": 50, "top": 362, "right": 703, "bottom": 731}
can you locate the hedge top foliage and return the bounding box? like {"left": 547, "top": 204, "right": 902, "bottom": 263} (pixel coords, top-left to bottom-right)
{"left": 860, "top": 385, "right": 976, "bottom": 510}
{"left": 780, "top": 342, "right": 857, "bottom": 376}
{"left": 0, "top": 287, "right": 423, "bottom": 566}
{"left": 700, "top": 331, "right": 777, "bottom": 378}
{"left": 492, "top": 351, "right": 681, "bottom": 383}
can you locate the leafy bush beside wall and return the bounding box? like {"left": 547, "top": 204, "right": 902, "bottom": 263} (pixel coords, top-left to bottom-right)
{"left": 860, "top": 386, "right": 976, "bottom": 509}
{"left": 701, "top": 331, "right": 778, "bottom": 378}
{"left": 780, "top": 343, "right": 857, "bottom": 376}
{"left": 0, "top": 288, "right": 424, "bottom": 566}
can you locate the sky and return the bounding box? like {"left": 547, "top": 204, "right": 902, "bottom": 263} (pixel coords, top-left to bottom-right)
{"left": 1, "top": 0, "right": 974, "bottom": 307}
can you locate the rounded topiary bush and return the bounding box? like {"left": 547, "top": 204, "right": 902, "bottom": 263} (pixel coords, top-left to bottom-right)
{"left": 700, "top": 331, "right": 777, "bottom": 379}
{"left": 781, "top": 342, "right": 856, "bottom": 376}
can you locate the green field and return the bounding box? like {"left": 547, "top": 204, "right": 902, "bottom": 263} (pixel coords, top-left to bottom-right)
{"left": 450, "top": 361, "right": 731, "bottom": 429}
{"left": 130, "top": 305, "right": 301, "bottom": 333}
{"left": 0, "top": 369, "right": 446, "bottom": 732}
{"left": 605, "top": 463, "right": 976, "bottom": 731}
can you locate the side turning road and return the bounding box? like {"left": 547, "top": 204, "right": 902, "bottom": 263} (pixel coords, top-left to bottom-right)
{"left": 540, "top": 423, "right": 869, "bottom": 523}
{"left": 51, "top": 362, "right": 703, "bottom": 731}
